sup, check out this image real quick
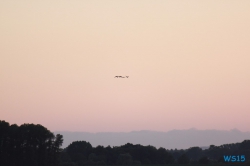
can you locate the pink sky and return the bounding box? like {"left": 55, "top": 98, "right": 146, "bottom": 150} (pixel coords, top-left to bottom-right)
{"left": 1, "top": 0, "right": 250, "bottom": 132}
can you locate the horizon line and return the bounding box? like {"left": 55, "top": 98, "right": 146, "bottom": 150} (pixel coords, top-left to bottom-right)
{"left": 53, "top": 128, "right": 248, "bottom": 133}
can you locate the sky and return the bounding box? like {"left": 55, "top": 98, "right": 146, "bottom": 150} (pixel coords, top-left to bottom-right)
{"left": 1, "top": 0, "right": 250, "bottom": 132}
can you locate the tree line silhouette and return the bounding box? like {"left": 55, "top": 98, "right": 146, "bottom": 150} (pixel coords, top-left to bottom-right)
{"left": 0, "top": 120, "right": 63, "bottom": 166}
{"left": 1, "top": 120, "right": 250, "bottom": 166}
{"left": 61, "top": 141, "right": 250, "bottom": 166}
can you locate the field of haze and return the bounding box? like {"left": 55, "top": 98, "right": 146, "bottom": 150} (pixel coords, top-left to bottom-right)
{"left": 1, "top": 0, "right": 250, "bottom": 138}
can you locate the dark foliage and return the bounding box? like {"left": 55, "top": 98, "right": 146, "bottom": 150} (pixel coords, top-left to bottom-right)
{"left": 2, "top": 119, "right": 250, "bottom": 166}
{"left": 60, "top": 142, "right": 175, "bottom": 165}
{"left": 60, "top": 139, "right": 250, "bottom": 165}
{"left": 178, "top": 154, "right": 190, "bottom": 164}
{"left": 199, "top": 156, "right": 210, "bottom": 164}
{"left": 0, "top": 120, "right": 63, "bottom": 166}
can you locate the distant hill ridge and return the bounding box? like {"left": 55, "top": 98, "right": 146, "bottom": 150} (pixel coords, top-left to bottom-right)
{"left": 55, "top": 129, "right": 250, "bottom": 149}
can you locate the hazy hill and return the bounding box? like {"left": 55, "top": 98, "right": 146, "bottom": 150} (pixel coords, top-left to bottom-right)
{"left": 55, "top": 129, "right": 250, "bottom": 149}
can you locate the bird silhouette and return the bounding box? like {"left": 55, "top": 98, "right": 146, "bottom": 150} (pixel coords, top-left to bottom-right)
{"left": 114, "top": 76, "right": 129, "bottom": 78}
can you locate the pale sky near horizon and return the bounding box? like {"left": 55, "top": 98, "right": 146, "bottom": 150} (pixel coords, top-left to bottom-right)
{"left": 1, "top": 0, "right": 250, "bottom": 132}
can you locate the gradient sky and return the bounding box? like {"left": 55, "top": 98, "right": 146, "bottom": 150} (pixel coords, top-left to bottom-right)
{"left": 1, "top": 0, "right": 250, "bottom": 132}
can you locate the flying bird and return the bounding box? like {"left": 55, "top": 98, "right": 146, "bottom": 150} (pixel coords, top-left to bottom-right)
{"left": 114, "top": 76, "right": 129, "bottom": 78}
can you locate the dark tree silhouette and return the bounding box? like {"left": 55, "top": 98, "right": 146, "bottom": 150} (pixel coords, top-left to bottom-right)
{"left": 199, "top": 156, "right": 210, "bottom": 164}
{"left": 186, "top": 147, "right": 203, "bottom": 161}
{"left": 0, "top": 120, "right": 63, "bottom": 166}
{"left": 66, "top": 141, "right": 92, "bottom": 164}
{"left": 178, "top": 154, "right": 190, "bottom": 164}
